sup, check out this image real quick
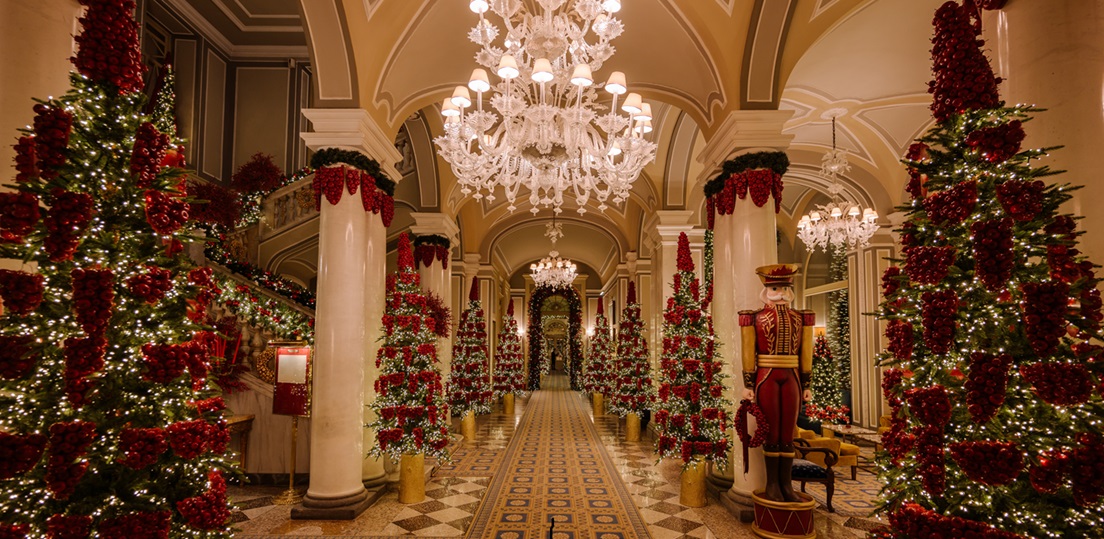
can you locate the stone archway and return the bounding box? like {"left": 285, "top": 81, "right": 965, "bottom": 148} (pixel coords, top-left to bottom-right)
{"left": 527, "top": 285, "right": 583, "bottom": 391}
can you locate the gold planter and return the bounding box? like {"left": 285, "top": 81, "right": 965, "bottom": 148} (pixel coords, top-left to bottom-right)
{"left": 680, "top": 457, "right": 707, "bottom": 507}
{"left": 626, "top": 412, "right": 641, "bottom": 442}
{"left": 399, "top": 453, "right": 425, "bottom": 504}
{"left": 503, "top": 393, "right": 515, "bottom": 416}
{"left": 461, "top": 410, "right": 476, "bottom": 440}
{"left": 592, "top": 393, "right": 603, "bottom": 416}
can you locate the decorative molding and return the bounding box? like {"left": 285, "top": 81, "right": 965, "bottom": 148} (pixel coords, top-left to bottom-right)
{"left": 301, "top": 1, "right": 354, "bottom": 100}
{"left": 696, "top": 110, "right": 795, "bottom": 177}
{"left": 743, "top": 0, "right": 796, "bottom": 106}
{"left": 211, "top": 0, "right": 302, "bottom": 32}
{"left": 232, "top": 0, "right": 301, "bottom": 20}
{"left": 410, "top": 213, "right": 460, "bottom": 244}
{"left": 300, "top": 109, "right": 403, "bottom": 182}
{"left": 163, "top": 0, "right": 308, "bottom": 58}
{"left": 810, "top": 0, "right": 842, "bottom": 21}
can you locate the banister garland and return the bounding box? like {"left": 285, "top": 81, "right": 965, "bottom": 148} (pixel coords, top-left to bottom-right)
{"left": 703, "top": 151, "right": 790, "bottom": 226}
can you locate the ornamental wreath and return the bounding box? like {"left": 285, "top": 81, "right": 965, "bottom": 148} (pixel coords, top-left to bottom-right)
{"left": 736, "top": 399, "right": 770, "bottom": 473}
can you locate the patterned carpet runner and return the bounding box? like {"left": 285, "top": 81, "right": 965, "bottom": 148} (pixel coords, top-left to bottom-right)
{"left": 465, "top": 373, "right": 652, "bottom": 539}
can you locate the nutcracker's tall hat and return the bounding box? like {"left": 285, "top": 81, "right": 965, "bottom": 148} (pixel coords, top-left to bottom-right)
{"left": 755, "top": 264, "right": 801, "bottom": 286}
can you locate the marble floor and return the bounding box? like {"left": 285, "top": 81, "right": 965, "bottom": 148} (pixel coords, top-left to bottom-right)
{"left": 230, "top": 380, "right": 882, "bottom": 538}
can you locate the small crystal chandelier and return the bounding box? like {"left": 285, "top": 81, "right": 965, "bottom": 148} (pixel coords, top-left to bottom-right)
{"left": 530, "top": 214, "right": 578, "bottom": 288}
{"left": 434, "top": 0, "right": 657, "bottom": 215}
{"left": 796, "top": 113, "right": 879, "bottom": 252}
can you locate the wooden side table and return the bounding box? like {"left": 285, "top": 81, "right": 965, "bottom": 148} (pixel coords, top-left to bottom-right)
{"left": 227, "top": 414, "right": 255, "bottom": 471}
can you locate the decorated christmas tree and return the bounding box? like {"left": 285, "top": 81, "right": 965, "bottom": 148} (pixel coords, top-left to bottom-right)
{"left": 828, "top": 246, "right": 851, "bottom": 391}
{"left": 654, "top": 233, "right": 731, "bottom": 467}
{"left": 582, "top": 300, "right": 613, "bottom": 397}
{"left": 492, "top": 301, "right": 526, "bottom": 399}
{"left": 805, "top": 334, "right": 848, "bottom": 424}
{"left": 874, "top": 2, "right": 1104, "bottom": 537}
{"left": 608, "top": 281, "right": 655, "bottom": 417}
{"left": 0, "top": 1, "right": 234, "bottom": 536}
{"left": 448, "top": 278, "right": 494, "bottom": 418}
{"left": 367, "top": 233, "right": 450, "bottom": 460}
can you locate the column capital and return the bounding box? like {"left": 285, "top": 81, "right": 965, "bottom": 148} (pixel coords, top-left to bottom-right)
{"left": 301, "top": 108, "right": 403, "bottom": 182}
{"left": 409, "top": 212, "right": 460, "bottom": 244}
{"left": 646, "top": 210, "right": 704, "bottom": 246}
{"left": 696, "top": 110, "right": 795, "bottom": 181}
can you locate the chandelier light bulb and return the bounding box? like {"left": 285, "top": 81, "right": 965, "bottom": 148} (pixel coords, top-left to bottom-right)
{"left": 497, "top": 54, "right": 520, "bottom": 79}
{"left": 450, "top": 85, "right": 472, "bottom": 108}
{"left": 570, "top": 64, "right": 594, "bottom": 87}
{"left": 441, "top": 98, "right": 460, "bottom": 117}
{"left": 468, "top": 68, "right": 491, "bottom": 93}
{"left": 621, "top": 92, "right": 642, "bottom": 114}
{"left": 532, "top": 58, "right": 555, "bottom": 83}
{"left": 605, "top": 71, "right": 627, "bottom": 95}
{"left": 469, "top": 0, "right": 489, "bottom": 14}
{"left": 593, "top": 13, "right": 609, "bottom": 32}
{"left": 602, "top": 0, "right": 622, "bottom": 13}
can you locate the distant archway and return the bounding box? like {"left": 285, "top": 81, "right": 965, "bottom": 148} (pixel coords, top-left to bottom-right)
{"left": 527, "top": 285, "right": 583, "bottom": 391}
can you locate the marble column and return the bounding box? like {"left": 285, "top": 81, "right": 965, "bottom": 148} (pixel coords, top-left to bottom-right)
{"left": 410, "top": 213, "right": 460, "bottom": 389}
{"left": 361, "top": 212, "right": 387, "bottom": 487}
{"left": 983, "top": 4, "right": 1104, "bottom": 262}
{"left": 845, "top": 236, "right": 896, "bottom": 429}
{"left": 647, "top": 211, "right": 705, "bottom": 374}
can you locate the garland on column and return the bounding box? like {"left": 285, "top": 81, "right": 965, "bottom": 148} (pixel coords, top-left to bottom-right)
{"left": 367, "top": 233, "right": 450, "bottom": 460}
{"left": 608, "top": 281, "right": 655, "bottom": 417}
{"left": 827, "top": 245, "right": 851, "bottom": 391}
{"left": 582, "top": 300, "right": 613, "bottom": 396}
{"left": 492, "top": 301, "right": 527, "bottom": 398}
{"left": 873, "top": 2, "right": 1104, "bottom": 537}
{"left": 448, "top": 278, "right": 494, "bottom": 417}
{"left": 804, "top": 334, "right": 848, "bottom": 424}
{"left": 703, "top": 151, "right": 790, "bottom": 221}
{"left": 527, "top": 285, "right": 584, "bottom": 390}
{"left": 653, "top": 233, "right": 732, "bottom": 468}
{"left": 0, "top": 1, "right": 235, "bottom": 535}
{"left": 413, "top": 234, "right": 451, "bottom": 270}
{"left": 310, "top": 149, "right": 395, "bottom": 226}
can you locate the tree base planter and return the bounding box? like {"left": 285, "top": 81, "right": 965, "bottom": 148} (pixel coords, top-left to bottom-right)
{"left": 592, "top": 393, "right": 603, "bottom": 416}
{"left": 399, "top": 453, "right": 425, "bottom": 504}
{"left": 626, "top": 412, "right": 641, "bottom": 441}
{"left": 751, "top": 490, "right": 816, "bottom": 538}
{"left": 680, "top": 458, "right": 708, "bottom": 507}
{"left": 462, "top": 410, "right": 477, "bottom": 440}
{"left": 503, "top": 393, "right": 515, "bottom": 415}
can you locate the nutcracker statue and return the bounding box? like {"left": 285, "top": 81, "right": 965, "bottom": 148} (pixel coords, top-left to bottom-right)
{"left": 740, "top": 264, "right": 814, "bottom": 504}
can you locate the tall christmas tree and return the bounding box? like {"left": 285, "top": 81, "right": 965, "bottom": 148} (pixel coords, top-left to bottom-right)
{"left": 582, "top": 300, "right": 613, "bottom": 397}
{"left": 875, "top": 2, "right": 1104, "bottom": 537}
{"left": 828, "top": 245, "right": 851, "bottom": 391}
{"left": 367, "top": 232, "right": 450, "bottom": 460}
{"left": 0, "top": 1, "right": 234, "bottom": 536}
{"left": 654, "top": 233, "right": 731, "bottom": 467}
{"left": 492, "top": 300, "right": 526, "bottom": 399}
{"left": 448, "top": 278, "right": 493, "bottom": 418}
{"left": 608, "top": 281, "right": 655, "bottom": 417}
{"left": 805, "top": 334, "right": 847, "bottom": 424}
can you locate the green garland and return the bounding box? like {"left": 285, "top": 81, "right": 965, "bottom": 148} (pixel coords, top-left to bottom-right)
{"left": 309, "top": 148, "right": 395, "bottom": 196}
{"left": 703, "top": 151, "right": 790, "bottom": 198}
{"left": 413, "top": 234, "right": 451, "bottom": 248}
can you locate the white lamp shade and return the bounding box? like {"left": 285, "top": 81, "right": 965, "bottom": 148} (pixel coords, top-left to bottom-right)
{"left": 864, "top": 208, "right": 878, "bottom": 221}
{"left": 570, "top": 64, "right": 594, "bottom": 87}
{"left": 634, "top": 119, "right": 652, "bottom": 134}
{"left": 830, "top": 206, "right": 843, "bottom": 218}
{"left": 497, "top": 55, "right": 520, "bottom": 79}
{"left": 468, "top": 68, "right": 491, "bottom": 93}
{"left": 441, "top": 98, "right": 460, "bottom": 117}
{"left": 605, "top": 71, "right": 627, "bottom": 95}
{"left": 451, "top": 85, "right": 472, "bottom": 108}
{"left": 608, "top": 140, "right": 622, "bottom": 156}
{"left": 469, "top": 0, "right": 489, "bottom": 13}
{"left": 602, "top": 0, "right": 621, "bottom": 12}
{"left": 848, "top": 205, "right": 860, "bottom": 217}
{"left": 532, "top": 58, "right": 554, "bottom": 83}
{"left": 633, "top": 102, "right": 652, "bottom": 121}
{"left": 621, "top": 92, "right": 642, "bottom": 114}
{"left": 810, "top": 211, "right": 822, "bottom": 221}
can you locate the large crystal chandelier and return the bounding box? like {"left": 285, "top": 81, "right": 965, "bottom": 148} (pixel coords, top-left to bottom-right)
{"left": 530, "top": 214, "right": 578, "bottom": 288}
{"left": 796, "top": 113, "right": 879, "bottom": 252}
{"left": 434, "top": 0, "right": 657, "bottom": 215}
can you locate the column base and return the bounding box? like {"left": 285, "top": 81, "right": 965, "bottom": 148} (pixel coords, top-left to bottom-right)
{"left": 707, "top": 469, "right": 735, "bottom": 493}
{"left": 720, "top": 488, "right": 757, "bottom": 523}
{"left": 292, "top": 487, "right": 375, "bottom": 520}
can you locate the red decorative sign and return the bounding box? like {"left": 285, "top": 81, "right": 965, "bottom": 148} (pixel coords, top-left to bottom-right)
{"left": 272, "top": 345, "right": 312, "bottom": 417}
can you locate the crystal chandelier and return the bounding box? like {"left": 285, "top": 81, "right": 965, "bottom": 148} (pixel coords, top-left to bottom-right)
{"left": 530, "top": 214, "right": 578, "bottom": 288}
{"left": 434, "top": 0, "right": 657, "bottom": 215}
{"left": 796, "top": 113, "right": 879, "bottom": 252}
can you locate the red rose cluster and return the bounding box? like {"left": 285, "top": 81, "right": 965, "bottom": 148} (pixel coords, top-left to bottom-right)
{"left": 130, "top": 122, "right": 170, "bottom": 187}
{"left": 882, "top": 266, "right": 902, "bottom": 298}
{"left": 414, "top": 244, "right": 450, "bottom": 270}
{"left": 71, "top": 0, "right": 146, "bottom": 94}
{"left": 117, "top": 427, "right": 168, "bottom": 470}
{"left": 914, "top": 424, "right": 946, "bottom": 496}
{"left": 928, "top": 1, "right": 1002, "bottom": 122}
{"left": 32, "top": 104, "right": 73, "bottom": 180}
{"left": 906, "top": 385, "right": 951, "bottom": 428}
{"left": 13, "top": 136, "right": 38, "bottom": 183}
{"left": 1019, "top": 362, "right": 1094, "bottom": 406}
{"left": 71, "top": 268, "right": 114, "bottom": 337}
{"left": 905, "top": 246, "right": 956, "bottom": 285}
{"left": 166, "top": 419, "right": 212, "bottom": 459}
{"left": 177, "top": 470, "right": 231, "bottom": 530}
{"left": 0, "top": 270, "right": 44, "bottom": 315}
{"left": 949, "top": 440, "right": 1022, "bottom": 485}
{"left": 64, "top": 335, "right": 106, "bottom": 405}
{"left": 144, "top": 190, "right": 189, "bottom": 235}
{"left": 890, "top": 503, "right": 1024, "bottom": 539}
{"left": 46, "top": 421, "right": 98, "bottom": 499}
{"left": 0, "top": 335, "right": 36, "bottom": 380}
{"left": 141, "top": 341, "right": 207, "bottom": 384}
{"left": 1029, "top": 448, "right": 1069, "bottom": 494}
{"left": 46, "top": 514, "right": 92, "bottom": 539}
{"left": 44, "top": 189, "right": 94, "bottom": 261}
{"left": 1070, "top": 433, "right": 1104, "bottom": 506}
{"left": 971, "top": 218, "right": 1014, "bottom": 290}
{"left": 0, "top": 192, "right": 40, "bottom": 243}
{"left": 996, "top": 179, "right": 1045, "bottom": 222}
{"left": 126, "top": 266, "right": 173, "bottom": 304}
{"left": 924, "top": 180, "right": 977, "bottom": 226}
{"left": 885, "top": 320, "right": 914, "bottom": 361}
{"left": 921, "top": 289, "right": 957, "bottom": 354}
{"left": 96, "top": 511, "right": 170, "bottom": 539}
{"left": 965, "top": 120, "right": 1025, "bottom": 163}
{"left": 712, "top": 169, "right": 783, "bottom": 215}
{"left": 0, "top": 432, "right": 47, "bottom": 480}
{"left": 1020, "top": 280, "right": 1070, "bottom": 356}
{"left": 965, "top": 352, "right": 1010, "bottom": 423}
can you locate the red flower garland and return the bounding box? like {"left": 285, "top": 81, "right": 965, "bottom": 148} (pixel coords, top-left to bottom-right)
{"left": 885, "top": 320, "right": 914, "bottom": 361}
{"left": 924, "top": 180, "right": 977, "bottom": 226}
{"left": 32, "top": 104, "right": 73, "bottom": 180}
{"left": 711, "top": 169, "right": 784, "bottom": 215}
{"left": 928, "top": 1, "right": 1002, "bottom": 122}
{"left": 1021, "top": 280, "right": 1069, "bottom": 356}
{"left": 965, "top": 352, "right": 1010, "bottom": 423}
{"left": 96, "top": 512, "right": 170, "bottom": 539}
{"left": 177, "top": 469, "right": 231, "bottom": 530}
{"left": 44, "top": 189, "right": 94, "bottom": 262}
{"left": 71, "top": 0, "right": 146, "bottom": 94}
{"left": 949, "top": 440, "right": 1023, "bottom": 485}
{"left": 0, "top": 432, "right": 47, "bottom": 480}
{"left": 736, "top": 399, "right": 769, "bottom": 473}
{"left": 311, "top": 166, "right": 396, "bottom": 226}
{"left": 130, "top": 122, "right": 169, "bottom": 187}
{"left": 997, "top": 179, "right": 1045, "bottom": 222}
{"left": 46, "top": 514, "right": 92, "bottom": 539}
{"left": 0, "top": 270, "right": 44, "bottom": 315}
{"left": 921, "top": 289, "right": 957, "bottom": 354}
{"left": 1019, "top": 362, "right": 1094, "bottom": 406}
{"left": 906, "top": 385, "right": 952, "bottom": 427}
{"left": 966, "top": 120, "right": 1025, "bottom": 163}
{"left": 0, "top": 192, "right": 40, "bottom": 243}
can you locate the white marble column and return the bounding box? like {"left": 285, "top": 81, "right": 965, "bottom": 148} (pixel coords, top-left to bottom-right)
{"left": 410, "top": 213, "right": 459, "bottom": 391}
{"left": 846, "top": 236, "right": 896, "bottom": 429}
{"left": 983, "top": 4, "right": 1104, "bottom": 262}
{"left": 647, "top": 211, "right": 705, "bottom": 371}
{"left": 361, "top": 212, "right": 387, "bottom": 487}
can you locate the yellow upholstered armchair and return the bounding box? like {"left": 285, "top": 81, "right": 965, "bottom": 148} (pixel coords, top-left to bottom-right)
{"left": 795, "top": 426, "right": 860, "bottom": 480}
